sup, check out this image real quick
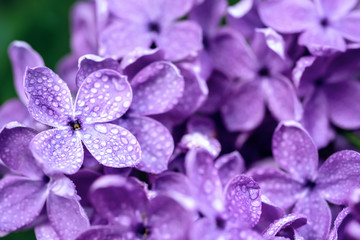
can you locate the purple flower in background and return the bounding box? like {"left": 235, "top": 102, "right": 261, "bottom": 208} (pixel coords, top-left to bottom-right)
{"left": 250, "top": 121, "right": 360, "bottom": 240}
{"left": 258, "top": 0, "right": 360, "bottom": 55}
{"left": 0, "top": 123, "right": 89, "bottom": 239}
{"left": 97, "top": 0, "right": 202, "bottom": 61}
{"left": 25, "top": 66, "right": 141, "bottom": 174}
{"left": 76, "top": 175, "right": 193, "bottom": 240}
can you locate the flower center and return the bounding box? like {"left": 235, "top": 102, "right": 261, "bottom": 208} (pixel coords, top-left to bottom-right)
{"left": 305, "top": 179, "right": 316, "bottom": 190}
{"left": 314, "top": 77, "right": 324, "bottom": 87}
{"left": 69, "top": 120, "right": 82, "bottom": 131}
{"left": 135, "top": 223, "right": 151, "bottom": 238}
{"left": 148, "top": 22, "right": 161, "bottom": 33}
{"left": 258, "top": 66, "right": 270, "bottom": 77}
{"left": 216, "top": 216, "right": 226, "bottom": 230}
{"left": 320, "top": 17, "right": 330, "bottom": 28}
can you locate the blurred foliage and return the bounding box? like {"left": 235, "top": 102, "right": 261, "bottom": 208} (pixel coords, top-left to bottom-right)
{"left": 0, "top": 0, "right": 75, "bottom": 105}
{"left": 1, "top": 229, "right": 36, "bottom": 240}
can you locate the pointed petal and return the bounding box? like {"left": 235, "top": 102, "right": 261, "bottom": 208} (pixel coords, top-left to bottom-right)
{"left": 0, "top": 176, "right": 47, "bottom": 232}
{"left": 47, "top": 192, "right": 90, "bottom": 240}
{"left": 263, "top": 214, "right": 307, "bottom": 238}
{"left": 249, "top": 167, "right": 304, "bottom": 209}
{"left": 328, "top": 207, "right": 351, "bottom": 240}
{"left": 35, "top": 223, "right": 60, "bottom": 240}
{"left": 0, "top": 124, "right": 43, "bottom": 178}
{"left": 8, "top": 41, "right": 44, "bottom": 104}
{"left": 325, "top": 81, "right": 360, "bottom": 129}
{"left": 293, "top": 193, "right": 331, "bottom": 240}
{"left": 89, "top": 175, "right": 147, "bottom": 226}
{"left": 81, "top": 123, "right": 141, "bottom": 168}
{"left": 130, "top": 61, "right": 184, "bottom": 115}
{"left": 272, "top": 121, "right": 318, "bottom": 182}
{"left": 115, "top": 116, "right": 173, "bottom": 173}
{"left": 159, "top": 21, "right": 202, "bottom": 61}
{"left": 221, "top": 81, "right": 265, "bottom": 132}
{"left": 224, "top": 175, "right": 261, "bottom": 228}
{"left": 185, "top": 149, "right": 224, "bottom": 216}
{"left": 75, "top": 69, "right": 132, "bottom": 124}
{"left": 76, "top": 54, "right": 120, "bottom": 88}
{"left": 258, "top": 0, "right": 316, "bottom": 33}
{"left": 316, "top": 150, "right": 360, "bottom": 205}
{"left": 215, "top": 151, "right": 245, "bottom": 186}
{"left": 148, "top": 195, "right": 192, "bottom": 240}
{"left": 30, "top": 128, "right": 84, "bottom": 175}
{"left": 24, "top": 67, "right": 73, "bottom": 127}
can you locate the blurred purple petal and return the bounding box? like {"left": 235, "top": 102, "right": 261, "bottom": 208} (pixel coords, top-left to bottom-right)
{"left": 0, "top": 99, "right": 29, "bottom": 129}
{"left": 75, "top": 226, "right": 126, "bottom": 240}
{"left": 35, "top": 223, "right": 60, "bottom": 240}
{"left": 328, "top": 207, "right": 351, "bottom": 240}
{"left": 263, "top": 214, "right": 307, "bottom": 239}
{"left": 215, "top": 151, "right": 245, "bottom": 186}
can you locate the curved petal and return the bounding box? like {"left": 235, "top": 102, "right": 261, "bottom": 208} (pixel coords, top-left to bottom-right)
{"left": 81, "top": 123, "right": 141, "bottom": 168}
{"left": 0, "top": 99, "right": 29, "bottom": 129}
{"left": 0, "top": 124, "right": 43, "bottom": 178}
{"left": 328, "top": 207, "right": 351, "bottom": 240}
{"left": 215, "top": 151, "right": 245, "bottom": 187}
{"left": 75, "top": 69, "right": 132, "bottom": 124}
{"left": 0, "top": 176, "right": 47, "bottom": 232}
{"left": 159, "top": 21, "right": 202, "bottom": 61}
{"left": 75, "top": 227, "right": 128, "bottom": 240}
{"left": 249, "top": 167, "right": 304, "bottom": 209}
{"left": 130, "top": 61, "right": 184, "bottom": 115}
{"left": 263, "top": 214, "right": 307, "bottom": 239}
{"left": 318, "top": 0, "right": 357, "bottom": 20}
{"left": 30, "top": 128, "right": 84, "bottom": 175}
{"left": 24, "top": 67, "right": 73, "bottom": 127}
{"left": 185, "top": 148, "right": 224, "bottom": 216}
{"left": 293, "top": 193, "right": 331, "bottom": 240}
{"left": 76, "top": 54, "right": 120, "bottom": 88}
{"left": 148, "top": 195, "right": 192, "bottom": 240}
{"left": 221, "top": 81, "right": 265, "bottom": 132}
{"left": 224, "top": 175, "right": 261, "bottom": 228}
{"left": 115, "top": 116, "right": 173, "bottom": 174}
{"left": 89, "top": 175, "right": 147, "bottom": 226}
{"left": 159, "top": 0, "right": 194, "bottom": 22}
{"left": 272, "top": 121, "right": 318, "bottom": 182}
{"left": 335, "top": 10, "right": 360, "bottom": 42}
{"left": 316, "top": 150, "right": 360, "bottom": 205}
{"left": 8, "top": 41, "right": 44, "bottom": 104}
{"left": 35, "top": 223, "right": 60, "bottom": 240}
{"left": 258, "top": 0, "right": 316, "bottom": 33}
{"left": 47, "top": 192, "right": 90, "bottom": 240}
{"left": 325, "top": 81, "right": 360, "bottom": 129}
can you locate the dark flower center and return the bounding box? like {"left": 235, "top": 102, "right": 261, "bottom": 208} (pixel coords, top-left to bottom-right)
{"left": 150, "top": 41, "right": 157, "bottom": 49}
{"left": 148, "top": 22, "right": 161, "bottom": 33}
{"left": 69, "top": 119, "right": 82, "bottom": 131}
{"left": 202, "top": 35, "right": 210, "bottom": 50}
{"left": 42, "top": 175, "right": 50, "bottom": 183}
{"left": 135, "top": 223, "right": 151, "bottom": 238}
{"left": 258, "top": 66, "right": 270, "bottom": 77}
{"left": 305, "top": 179, "right": 316, "bottom": 190}
{"left": 314, "top": 78, "right": 325, "bottom": 87}
{"left": 320, "top": 17, "right": 329, "bottom": 28}
{"left": 216, "top": 216, "right": 226, "bottom": 230}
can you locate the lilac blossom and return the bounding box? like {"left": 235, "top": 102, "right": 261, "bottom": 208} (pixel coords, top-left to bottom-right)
{"left": 250, "top": 121, "right": 360, "bottom": 240}
{"left": 24, "top": 66, "right": 141, "bottom": 174}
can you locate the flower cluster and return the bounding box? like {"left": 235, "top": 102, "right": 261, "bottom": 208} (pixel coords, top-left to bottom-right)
{"left": 1, "top": 0, "right": 360, "bottom": 239}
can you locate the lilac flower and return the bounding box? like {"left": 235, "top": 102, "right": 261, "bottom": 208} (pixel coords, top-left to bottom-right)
{"left": 293, "top": 49, "right": 360, "bottom": 148}
{"left": 24, "top": 66, "right": 141, "bottom": 174}
{"left": 258, "top": 0, "right": 360, "bottom": 55}
{"left": 250, "top": 121, "right": 360, "bottom": 240}
{"left": 0, "top": 123, "right": 89, "bottom": 239}
{"left": 75, "top": 175, "right": 193, "bottom": 240}
{"left": 96, "top": 0, "right": 202, "bottom": 61}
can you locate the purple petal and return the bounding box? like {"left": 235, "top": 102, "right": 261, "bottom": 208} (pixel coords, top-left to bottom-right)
{"left": 130, "top": 61, "right": 184, "bottom": 116}
{"left": 272, "top": 121, "right": 318, "bottom": 182}
{"left": 325, "top": 81, "right": 360, "bottom": 129}
{"left": 328, "top": 207, "right": 351, "bottom": 240}
{"left": 81, "top": 123, "right": 141, "bottom": 168}
{"left": 215, "top": 151, "right": 245, "bottom": 186}
{"left": 319, "top": 0, "right": 357, "bottom": 20}
{"left": 255, "top": 201, "right": 285, "bottom": 233}
{"left": 56, "top": 54, "right": 78, "bottom": 93}
{"left": 8, "top": 41, "right": 44, "bottom": 104}
{"left": 221, "top": 81, "right": 265, "bottom": 132}
{"left": 255, "top": 28, "right": 286, "bottom": 59}
{"left": 47, "top": 192, "right": 90, "bottom": 240}
{"left": 335, "top": 10, "right": 360, "bottom": 42}
{"left": 159, "top": 21, "right": 202, "bottom": 61}
{"left": 0, "top": 124, "right": 43, "bottom": 178}
{"left": 249, "top": 167, "right": 304, "bottom": 209}
{"left": 185, "top": 149, "right": 224, "bottom": 216}
{"left": 258, "top": 0, "right": 316, "bottom": 33}
{"left": 30, "top": 128, "right": 84, "bottom": 175}
{"left": 186, "top": 116, "right": 216, "bottom": 138}
{"left": 263, "top": 214, "right": 307, "bottom": 239}
{"left": 293, "top": 193, "right": 331, "bottom": 240}
{"left": 89, "top": 175, "right": 147, "bottom": 226}
{"left": 99, "top": 21, "right": 151, "bottom": 59}
{"left": 263, "top": 77, "right": 302, "bottom": 122}
{"left": 0, "top": 176, "right": 47, "bottom": 232}
{"left": 25, "top": 67, "right": 73, "bottom": 127}
{"left": 0, "top": 99, "right": 29, "bottom": 129}
{"left": 160, "top": 0, "right": 194, "bottom": 22}
{"left": 76, "top": 54, "right": 120, "bottom": 88}
{"left": 115, "top": 115, "right": 173, "bottom": 173}
{"left": 148, "top": 195, "right": 193, "bottom": 240}
{"left": 75, "top": 69, "right": 132, "bottom": 124}
{"left": 35, "top": 223, "right": 60, "bottom": 240}
{"left": 75, "top": 226, "right": 127, "bottom": 240}
{"left": 316, "top": 150, "right": 360, "bottom": 205}
{"left": 179, "top": 132, "right": 221, "bottom": 158}
{"left": 224, "top": 175, "right": 261, "bottom": 228}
